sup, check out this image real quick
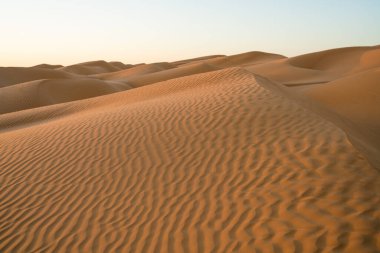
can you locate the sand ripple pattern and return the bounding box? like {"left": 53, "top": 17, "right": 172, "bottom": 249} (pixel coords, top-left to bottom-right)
{"left": 1, "top": 68, "right": 379, "bottom": 252}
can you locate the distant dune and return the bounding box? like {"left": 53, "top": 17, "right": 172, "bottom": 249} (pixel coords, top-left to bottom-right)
{"left": 123, "top": 62, "right": 221, "bottom": 88}
{"left": 57, "top": 60, "right": 124, "bottom": 75}
{"left": 32, "top": 63, "right": 64, "bottom": 69}
{"left": 92, "top": 62, "right": 175, "bottom": 81}
{"left": 109, "top": 61, "right": 134, "bottom": 70}
{"left": 248, "top": 45, "right": 380, "bottom": 84}
{"left": 0, "top": 78, "right": 131, "bottom": 115}
{"left": 1, "top": 46, "right": 379, "bottom": 253}
{"left": 170, "top": 54, "right": 225, "bottom": 66}
{"left": 0, "top": 67, "right": 76, "bottom": 87}
{"left": 248, "top": 46, "right": 380, "bottom": 168}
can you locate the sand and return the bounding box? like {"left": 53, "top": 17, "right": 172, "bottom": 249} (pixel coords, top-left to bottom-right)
{"left": 0, "top": 67, "right": 76, "bottom": 87}
{"left": 248, "top": 45, "right": 380, "bottom": 169}
{"left": 0, "top": 78, "right": 131, "bottom": 115}
{"left": 57, "top": 60, "right": 126, "bottom": 75}
{"left": 91, "top": 62, "right": 175, "bottom": 81}
{"left": 0, "top": 46, "right": 379, "bottom": 253}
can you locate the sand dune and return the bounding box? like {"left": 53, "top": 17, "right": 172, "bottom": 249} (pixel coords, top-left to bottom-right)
{"left": 287, "top": 46, "right": 380, "bottom": 75}
{"left": 299, "top": 68, "right": 380, "bottom": 125}
{"left": 184, "top": 51, "right": 285, "bottom": 68}
{"left": 295, "top": 68, "right": 380, "bottom": 169}
{"left": 249, "top": 46, "right": 380, "bottom": 168}
{"left": 122, "top": 62, "right": 220, "bottom": 88}
{"left": 0, "top": 67, "right": 76, "bottom": 87}
{"left": 170, "top": 55, "right": 225, "bottom": 67}
{"left": 109, "top": 61, "right": 134, "bottom": 70}
{"left": 1, "top": 47, "right": 380, "bottom": 253}
{"left": 58, "top": 60, "right": 123, "bottom": 75}
{"left": 92, "top": 62, "right": 174, "bottom": 81}
{"left": 0, "top": 78, "right": 131, "bottom": 115}
{"left": 248, "top": 45, "right": 380, "bottom": 85}
{"left": 32, "top": 64, "right": 64, "bottom": 69}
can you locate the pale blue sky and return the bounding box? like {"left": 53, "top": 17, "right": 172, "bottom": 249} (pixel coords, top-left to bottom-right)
{"left": 1, "top": 0, "right": 379, "bottom": 66}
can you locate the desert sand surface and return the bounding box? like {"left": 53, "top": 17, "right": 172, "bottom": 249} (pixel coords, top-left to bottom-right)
{"left": 248, "top": 46, "right": 380, "bottom": 169}
{"left": 57, "top": 60, "right": 124, "bottom": 75}
{"left": 91, "top": 62, "right": 175, "bottom": 81}
{"left": 0, "top": 78, "right": 131, "bottom": 115}
{"left": 1, "top": 46, "right": 380, "bottom": 253}
{"left": 0, "top": 67, "right": 77, "bottom": 87}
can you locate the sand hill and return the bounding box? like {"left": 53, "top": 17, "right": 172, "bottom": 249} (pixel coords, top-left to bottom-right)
{"left": 92, "top": 62, "right": 175, "bottom": 81}
{"left": 248, "top": 46, "right": 380, "bottom": 169}
{"left": 32, "top": 64, "right": 64, "bottom": 69}
{"left": 0, "top": 46, "right": 379, "bottom": 253}
{"left": 58, "top": 60, "right": 125, "bottom": 75}
{"left": 0, "top": 67, "right": 76, "bottom": 87}
{"left": 0, "top": 78, "right": 131, "bottom": 115}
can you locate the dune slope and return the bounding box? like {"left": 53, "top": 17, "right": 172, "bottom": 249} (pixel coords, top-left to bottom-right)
{"left": 92, "top": 62, "right": 174, "bottom": 81}
{"left": 250, "top": 46, "right": 380, "bottom": 169}
{"left": 248, "top": 45, "right": 380, "bottom": 85}
{"left": 58, "top": 60, "right": 122, "bottom": 75}
{"left": 0, "top": 67, "right": 76, "bottom": 87}
{"left": 1, "top": 68, "right": 379, "bottom": 253}
{"left": 123, "top": 62, "right": 220, "bottom": 88}
{"left": 32, "top": 64, "right": 64, "bottom": 69}
{"left": 295, "top": 68, "right": 380, "bottom": 169}
{"left": 0, "top": 78, "right": 131, "bottom": 115}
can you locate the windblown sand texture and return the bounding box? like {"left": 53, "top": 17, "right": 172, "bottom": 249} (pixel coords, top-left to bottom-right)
{"left": 1, "top": 46, "right": 380, "bottom": 252}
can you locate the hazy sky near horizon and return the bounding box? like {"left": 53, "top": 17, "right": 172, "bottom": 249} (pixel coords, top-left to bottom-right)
{"left": 1, "top": 0, "right": 379, "bottom": 66}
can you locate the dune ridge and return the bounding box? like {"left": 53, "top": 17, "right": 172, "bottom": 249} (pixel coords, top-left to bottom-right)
{"left": 57, "top": 60, "right": 125, "bottom": 75}
{"left": 247, "top": 45, "right": 380, "bottom": 84}
{"left": 250, "top": 45, "right": 380, "bottom": 169}
{"left": 0, "top": 67, "right": 77, "bottom": 87}
{"left": 0, "top": 47, "right": 380, "bottom": 253}
{"left": 32, "top": 64, "right": 64, "bottom": 69}
{"left": 0, "top": 78, "right": 131, "bottom": 115}
{"left": 91, "top": 62, "right": 175, "bottom": 81}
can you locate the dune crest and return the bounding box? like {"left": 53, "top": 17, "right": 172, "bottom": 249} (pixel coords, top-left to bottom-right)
{"left": 92, "top": 62, "right": 175, "bottom": 81}
{"left": 0, "top": 67, "right": 76, "bottom": 87}
{"left": 58, "top": 60, "right": 123, "bottom": 75}
{"left": 249, "top": 46, "right": 380, "bottom": 169}
{"left": 0, "top": 78, "right": 131, "bottom": 115}
{"left": 32, "top": 64, "right": 64, "bottom": 69}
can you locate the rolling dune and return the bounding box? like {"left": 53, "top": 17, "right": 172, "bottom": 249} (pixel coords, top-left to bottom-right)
{"left": 0, "top": 67, "right": 76, "bottom": 87}
{"left": 287, "top": 46, "right": 380, "bottom": 75}
{"left": 32, "top": 64, "right": 64, "bottom": 69}
{"left": 250, "top": 45, "right": 380, "bottom": 169}
{"left": 207, "top": 51, "right": 285, "bottom": 68}
{"left": 0, "top": 78, "right": 131, "bottom": 115}
{"left": 181, "top": 51, "right": 285, "bottom": 69}
{"left": 170, "top": 55, "right": 225, "bottom": 67}
{"left": 92, "top": 62, "right": 174, "bottom": 81}
{"left": 109, "top": 61, "right": 134, "bottom": 70}
{"left": 0, "top": 47, "right": 380, "bottom": 253}
{"left": 247, "top": 45, "right": 380, "bottom": 85}
{"left": 294, "top": 68, "right": 380, "bottom": 170}
{"left": 58, "top": 60, "right": 123, "bottom": 75}
{"left": 121, "top": 62, "right": 220, "bottom": 88}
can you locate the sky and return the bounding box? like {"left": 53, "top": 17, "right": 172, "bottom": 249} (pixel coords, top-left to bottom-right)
{"left": 1, "top": 0, "right": 379, "bottom": 66}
